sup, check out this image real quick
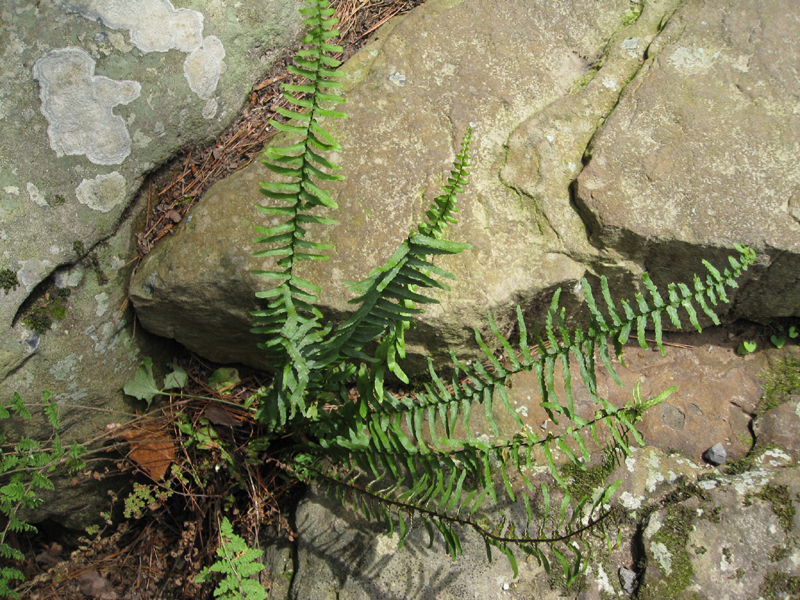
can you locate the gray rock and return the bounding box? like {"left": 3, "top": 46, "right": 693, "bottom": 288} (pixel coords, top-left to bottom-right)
{"left": 703, "top": 443, "right": 728, "bottom": 466}
{"left": 0, "top": 0, "right": 303, "bottom": 527}
{"left": 130, "top": 0, "right": 686, "bottom": 370}
{"left": 131, "top": 0, "right": 799, "bottom": 375}
{"left": 619, "top": 567, "right": 637, "bottom": 594}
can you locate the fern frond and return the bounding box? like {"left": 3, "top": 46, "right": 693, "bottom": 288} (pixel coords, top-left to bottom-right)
{"left": 252, "top": 0, "right": 347, "bottom": 361}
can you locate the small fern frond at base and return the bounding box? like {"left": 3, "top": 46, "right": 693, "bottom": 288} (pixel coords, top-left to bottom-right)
{"left": 196, "top": 517, "right": 267, "bottom": 600}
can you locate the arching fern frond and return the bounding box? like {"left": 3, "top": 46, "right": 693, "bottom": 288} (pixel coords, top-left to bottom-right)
{"left": 252, "top": 0, "right": 346, "bottom": 359}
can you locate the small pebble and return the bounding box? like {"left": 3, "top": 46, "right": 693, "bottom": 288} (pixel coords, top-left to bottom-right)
{"left": 702, "top": 443, "right": 727, "bottom": 466}
{"left": 619, "top": 566, "right": 637, "bottom": 594}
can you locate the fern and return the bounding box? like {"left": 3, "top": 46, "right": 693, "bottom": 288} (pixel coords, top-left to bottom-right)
{"left": 238, "top": 0, "right": 759, "bottom": 580}
{"left": 0, "top": 391, "right": 85, "bottom": 598}
{"left": 196, "top": 517, "right": 267, "bottom": 600}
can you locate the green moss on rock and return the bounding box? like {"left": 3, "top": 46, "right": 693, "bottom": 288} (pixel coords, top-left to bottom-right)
{"left": 0, "top": 268, "right": 19, "bottom": 294}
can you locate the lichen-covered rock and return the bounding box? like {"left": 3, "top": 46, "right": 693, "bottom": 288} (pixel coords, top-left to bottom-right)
{"left": 639, "top": 449, "right": 800, "bottom": 599}
{"left": 0, "top": 0, "right": 303, "bottom": 527}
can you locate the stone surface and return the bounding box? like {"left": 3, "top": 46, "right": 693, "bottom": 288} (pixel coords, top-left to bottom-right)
{"left": 753, "top": 396, "right": 800, "bottom": 461}
{"left": 130, "top": 0, "right": 676, "bottom": 370}
{"left": 574, "top": 0, "right": 800, "bottom": 319}
{"left": 0, "top": 0, "right": 303, "bottom": 526}
{"left": 130, "top": 0, "right": 800, "bottom": 373}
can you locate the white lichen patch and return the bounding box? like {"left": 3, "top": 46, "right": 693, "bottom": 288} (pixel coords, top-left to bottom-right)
{"left": 645, "top": 450, "right": 665, "bottom": 492}
{"left": 33, "top": 48, "right": 141, "bottom": 165}
{"left": 95, "top": 292, "right": 110, "bottom": 317}
{"left": 184, "top": 36, "right": 226, "bottom": 99}
{"left": 374, "top": 533, "right": 398, "bottom": 556}
{"left": 757, "top": 447, "right": 792, "bottom": 467}
{"left": 650, "top": 541, "right": 673, "bottom": 575}
{"left": 75, "top": 172, "right": 126, "bottom": 212}
{"left": 68, "top": 1, "right": 226, "bottom": 102}
{"left": 621, "top": 37, "right": 642, "bottom": 58}
{"left": 644, "top": 511, "right": 663, "bottom": 540}
{"left": 620, "top": 491, "right": 643, "bottom": 510}
{"left": 668, "top": 47, "right": 720, "bottom": 71}
{"left": 26, "top": 182, "right": 47, "bottom": 207}
{"left": 83, "top": 0, "right": 204, "bottom": 53}
{"left": 594, "top": 564, "right": 615, "bottom": 594}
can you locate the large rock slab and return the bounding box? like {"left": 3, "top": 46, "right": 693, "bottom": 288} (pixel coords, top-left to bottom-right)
{"left": 574, "top": 0, "right": 800, "bottom": 318}
{"left": 0, "top": 0, "right": 303, "bottom": 526}
{"left": 131, "top": 0, "right": 686, "bottom": 370}
{"left": 131, "top": 0, "right": 800, "bottom": 374}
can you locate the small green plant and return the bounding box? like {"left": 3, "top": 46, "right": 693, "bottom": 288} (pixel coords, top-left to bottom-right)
{"left": 737, "top": 340, "right": 757, "bottom": 355}
{"left": 0, "top": 391, "right": 87, "bottom": 598}
{"left": 0, "top": 269, "right": 18, "bottom": 295}
{"left": 770, "top": 335, "right": 785, "bottom": 349}
{"left": 196, "top": 517, "right": 267, "bottom": 600}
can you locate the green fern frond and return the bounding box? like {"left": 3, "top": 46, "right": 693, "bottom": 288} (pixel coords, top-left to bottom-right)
{"left": 252, "top": 0, "right": 347, "bottom": 360}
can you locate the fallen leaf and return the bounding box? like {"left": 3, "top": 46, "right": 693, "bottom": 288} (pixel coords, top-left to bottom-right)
{"left": 121, "top": 422, "right": 175, "bottom": 482}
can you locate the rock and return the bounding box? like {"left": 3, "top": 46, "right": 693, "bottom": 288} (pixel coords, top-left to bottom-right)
{"left": 703, "top": 443, "right": 728, "bottom": 466}
{"left": 0, "top": 0, "right": 303, "bottom": 526}
{"left": 130, "top": 0, "right": 683, "bottom": 370}
{"left": 619, "top": 567, "right": 637, "bottom": 594}
{"left": 131, "top": 0, "right": 799, "bottom": 375}
{"left": 574, "top": 0, "right": 800, "bottom": 320}
{"left": 753, "top": 396, "right": 800, "bottom": 461}
{"left": 639, "top": 451, "right": 800, "bottom": 600}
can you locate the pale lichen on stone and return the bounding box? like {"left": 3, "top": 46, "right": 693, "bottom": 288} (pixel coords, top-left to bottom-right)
{"left": 184, "top": 35, "right": 226, "bottom": 100}
{"left": 651, "top": 541, "right": 673, "bottom": 575}
{"left": 75, "top": 172, "right": 127, "bottom": 213}
{"left": 82, "top": 0, "right": 204, "bottom": 53}
{"left": 33, "top": 48, "right": 141, "bottom": 165}
{"left": 62, "top": 0, "right": 226, "bottom": 106}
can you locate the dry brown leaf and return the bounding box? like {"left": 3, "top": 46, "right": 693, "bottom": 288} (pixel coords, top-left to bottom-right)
{"left": 122, "top": 423, "right": 175, "bottom": 482}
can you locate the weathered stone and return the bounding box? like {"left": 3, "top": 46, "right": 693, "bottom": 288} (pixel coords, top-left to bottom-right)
{"left": 753, "top": 396, "right": 800, "bottom": 461}
{"left": 0, "top": 0, "right": 303, "bottom": 527}
{"left": 575, "top": 0, "right": 800, "bottom": 320}
{"left": 132, "top": 0, "right": 799, "bottom": 375}
{"left": 703, "top": 443, "right": 728, "bottom": 466}
{"left": 639, "top": 451, "right": 800, "bottom": 600}
{"left": 130, "top": 0, "right": 682, "bottom": 370}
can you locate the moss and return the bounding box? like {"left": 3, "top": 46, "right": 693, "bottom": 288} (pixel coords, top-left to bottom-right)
{"left": 51, "top": 194, "right": 66, "bottom": 207}
{"left": 621, "top": 5, "right": 642, "bottom": 27}
{"left": 643, "top": 505, "right": 695, "bottom": 598}
{"left": 768, "top": 544, "right": 792, "bottom": 563}
{"left": 756, "top": 357, "right": 800, "bottom": 415}
{"left": 723, "top": 444, "right": 778, "bottom": 476}
{"left": 754, "top": 484, "right": 796, "bottom": 534}
{"left": 72, "top": 240, "right": 86, "bottom": 257}
{"left": 0, "top": 268, "right": 19, "bottom": 294}
{"left": 22, "top": 309, "right": 52, "bottom": 334}
{"left": 561, "top": 461, "right": 610, "bottom": 501}
{"left": 759, "top": 571, "right": 800, "bottom": 600}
